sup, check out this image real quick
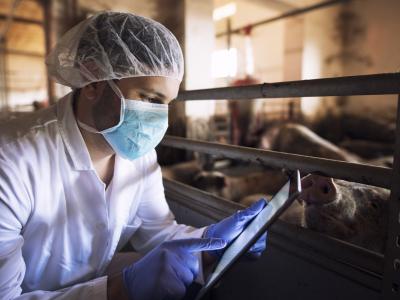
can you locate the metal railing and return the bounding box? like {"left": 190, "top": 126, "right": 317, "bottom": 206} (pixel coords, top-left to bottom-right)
{"left": 162, "top": 136, "right": 392, "bottom": 189}
{"left": 161, "top": 72, "right": 400, "bottom": 299}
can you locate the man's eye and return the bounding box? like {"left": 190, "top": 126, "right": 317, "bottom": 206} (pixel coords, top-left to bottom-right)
{"left": 141, "top": 97, "right": 162, "bottom": 104}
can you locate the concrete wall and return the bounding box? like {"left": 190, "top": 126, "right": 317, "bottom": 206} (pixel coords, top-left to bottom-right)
{"left": 212, "top": 0, "right": 287, "bottom": 123}
{"left": 184, "top": 0, "right": 214, "bottom": 120}
{"left": 301, "top": 4, "right": 343, "bottom": 121}
{"left": 300, "top": 0, "right": 400, "bottom": 122}
{"left": 340, "top": 0, "right": 400, "bottom": 122}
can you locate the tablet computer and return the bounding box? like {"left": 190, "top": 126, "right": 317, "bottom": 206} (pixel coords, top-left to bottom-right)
{"left": 194, "top": 170, "right": 301, "bottom": 300}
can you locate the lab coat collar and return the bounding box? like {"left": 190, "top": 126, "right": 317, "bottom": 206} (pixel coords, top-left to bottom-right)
{"left": 56, "top": 92, "right": 95, "bottom": 171}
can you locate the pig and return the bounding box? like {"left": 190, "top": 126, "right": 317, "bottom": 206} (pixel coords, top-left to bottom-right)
{"left": 259, "top": 123, "right": 393, "bottom": 168}
{"left": 259, "top": 123, "right": 361, "bottom": 162}
{"left": 339, "top": 139, "right": 394, "bottom": 159}
{"left": 313, "top": 112, "right": 396, "bottom": 144}
{"left": 240, "top": 175, "right": 389, "bottom": 253}
{"left": 193, "top": 168, "right": 287, "bottom": 202}
{"left": 299, "top": 175, "right": 389, "bottom": 253}
{"left": 340, "top": 113, "right": 395, "bottom": 144}
{"left": 161, "top": 160, "right": 203, "bottom": 185}
{"left": 366, "top": 155, "right": 393, "bottom": 168}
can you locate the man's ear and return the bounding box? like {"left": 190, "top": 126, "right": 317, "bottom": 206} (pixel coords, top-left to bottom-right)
{"left": 81, "top": 82, "right": 106, "bottom": 101}
{"left": 81, "top": 83, "right": 97, "bottom": 101}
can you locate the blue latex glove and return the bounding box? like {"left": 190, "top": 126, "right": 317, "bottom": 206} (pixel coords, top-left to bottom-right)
{"left": 122, "top": 238, "right": 226, "bottom": 300}
{"left": 205, "top": 198, "right": 268, "bottom": 258}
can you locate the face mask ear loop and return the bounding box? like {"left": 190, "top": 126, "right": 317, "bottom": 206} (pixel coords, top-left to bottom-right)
{"left": 101, "top": 80, "right": 126, "bottom": 134}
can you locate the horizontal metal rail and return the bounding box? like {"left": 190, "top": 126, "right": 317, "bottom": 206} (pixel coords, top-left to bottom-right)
{"left": 176, "top": 73, "right": 400, "bottom": 100}
{"left": 161, "top": 135, "right": 392, "bottom": 189}
{"left": 216, "top": 0, "right": 348, "bottom": 38}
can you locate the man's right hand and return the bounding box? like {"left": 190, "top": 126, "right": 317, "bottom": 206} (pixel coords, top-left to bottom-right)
{"left": 118, "top": 238, "right": 226, "bottom": 300}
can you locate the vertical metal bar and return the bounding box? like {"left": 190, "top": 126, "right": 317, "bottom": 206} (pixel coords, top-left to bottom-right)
{"left": 227, "top": 17, "right": 231, "bottom": 49}
{"left": 0, "top": 38, "right": 7, "bottom": 109}
{"left": 383, "top": 94, "right": 400, "bottom": 298}
{"left": 42, "top": 0, "right": 56, "bottom": 105}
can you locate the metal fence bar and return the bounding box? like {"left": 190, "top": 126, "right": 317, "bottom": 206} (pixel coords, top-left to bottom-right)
{"left": 161, "top": 135, "right": 392, "bottom": 189}
{"left": 382, "top": 94, "right": 400, "bottom": 298}
{"left": 176, "top": 73, "right": 400, "bottom": 100}
{"left": 216, "top": 0, "right": 349, "bottom": 38}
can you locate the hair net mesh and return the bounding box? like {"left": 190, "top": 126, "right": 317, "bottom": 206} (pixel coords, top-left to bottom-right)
{"left": 46, "top": 11, "right": 184, "bottom": 88}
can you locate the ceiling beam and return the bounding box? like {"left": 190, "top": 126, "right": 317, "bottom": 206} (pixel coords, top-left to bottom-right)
{"left": 0, "top": 48, "right": 44, "bottom": 58}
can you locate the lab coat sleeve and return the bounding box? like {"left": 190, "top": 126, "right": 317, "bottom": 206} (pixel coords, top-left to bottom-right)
{"left": 0, "top": 156, "right": 108, "bottom": 300}
{"left": 130, "top": 150, "right": 206, "bottom": 253}
{"left": 130, "top": 151, "right": 207, "bottom": 283}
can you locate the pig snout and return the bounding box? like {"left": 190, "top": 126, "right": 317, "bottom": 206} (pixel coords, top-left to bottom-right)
{"left": 300, "top": 175, "right": 337, "bottom": 206}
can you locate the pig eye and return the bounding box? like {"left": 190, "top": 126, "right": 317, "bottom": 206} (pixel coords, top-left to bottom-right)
{"left": 370, "top": 202, "right": 379, "bottom": 210}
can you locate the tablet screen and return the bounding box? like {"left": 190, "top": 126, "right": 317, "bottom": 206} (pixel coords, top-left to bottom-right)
{"left": 195, "top": 170, "right": 301, "bottom": 300}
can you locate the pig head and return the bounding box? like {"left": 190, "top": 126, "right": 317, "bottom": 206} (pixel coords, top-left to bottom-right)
{"left": 299, "top": 175, "right": 389, "bottom": 253}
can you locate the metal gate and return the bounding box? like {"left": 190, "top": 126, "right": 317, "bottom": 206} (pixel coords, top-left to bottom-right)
{"left": 160, "top": 73, "right": 400, "bottom": 299}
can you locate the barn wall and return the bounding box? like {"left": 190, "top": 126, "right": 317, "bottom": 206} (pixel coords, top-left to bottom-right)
{"left": 340, "top": 0, "right": 400, "bottom": 122}
{"left": 1, "top": 0, "right": 46, "bottom": 110}
{"left": 301, "top": 4, "right": 343, "bottom": 121}
{"left": 300, "top": 0, "right": 400, "bottom": 123}
{"left": 184, "top": 0, "right": 214, "bottom": 121}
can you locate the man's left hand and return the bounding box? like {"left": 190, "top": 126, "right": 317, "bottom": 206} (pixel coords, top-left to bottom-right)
{"left": 204, "top": 198, "right": 268, "bottom": 259}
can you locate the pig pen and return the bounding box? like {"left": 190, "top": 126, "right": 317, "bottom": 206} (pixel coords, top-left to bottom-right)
{"left": 160, "top": 73, "right": 400, "bottom": 300}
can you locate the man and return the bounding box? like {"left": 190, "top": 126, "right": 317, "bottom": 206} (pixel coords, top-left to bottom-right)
{"left": 0, "top": 12, "right": 267, "bottom": 300}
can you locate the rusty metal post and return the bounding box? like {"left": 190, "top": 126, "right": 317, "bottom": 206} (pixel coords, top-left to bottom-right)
{"left": 382, "top": 94, "right": 400, "bottom": 298}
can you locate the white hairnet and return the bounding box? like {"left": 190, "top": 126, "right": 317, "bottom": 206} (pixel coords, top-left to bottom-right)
{"left": 46, "top": 11, "right": 184, "bottom": 88}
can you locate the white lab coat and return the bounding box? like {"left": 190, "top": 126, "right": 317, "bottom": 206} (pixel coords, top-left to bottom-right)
{"left": 0, "top": 93, "right": 205, "bottom": 299}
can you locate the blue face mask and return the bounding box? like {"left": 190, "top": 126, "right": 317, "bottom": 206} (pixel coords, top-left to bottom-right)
{"left": 103, "top": 100, "right": 168, "bottom": 160}
{"left": 77, "top": 84, "right": 169, "bottom": 160}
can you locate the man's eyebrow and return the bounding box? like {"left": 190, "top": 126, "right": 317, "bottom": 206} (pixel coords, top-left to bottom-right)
{"left": 138, "top": 88, "right": 166, "bottom": 99}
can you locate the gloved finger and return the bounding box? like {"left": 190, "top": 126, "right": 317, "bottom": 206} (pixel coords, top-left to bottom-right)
{"left": 235, "top": 198, "right": 267, "bottom": 224}
{"left": 170, "top": 256, "right": 195, "bottom": 287}
{"left": 163, "top": 265, "right": 187, "bottom": 300}
{"left": 176, "top": 251, "right": 199, "bottom": 279}
{"left": 248, "top": 244, "right": 265, "bottom": 254}
{"left": 168, "top": 238, "right": 227, "bottom": 253}
{"left": 248, "top": 232, "right": 267, "bottom": 253}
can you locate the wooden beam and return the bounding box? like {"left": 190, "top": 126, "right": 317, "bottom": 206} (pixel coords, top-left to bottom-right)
{"left": 0, "top": 13, "right": 43, "bottom": 26}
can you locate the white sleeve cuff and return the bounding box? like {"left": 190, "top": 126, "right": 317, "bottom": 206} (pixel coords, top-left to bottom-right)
{"left": 89, "top": 276, "right": 108, "bottom": 300}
